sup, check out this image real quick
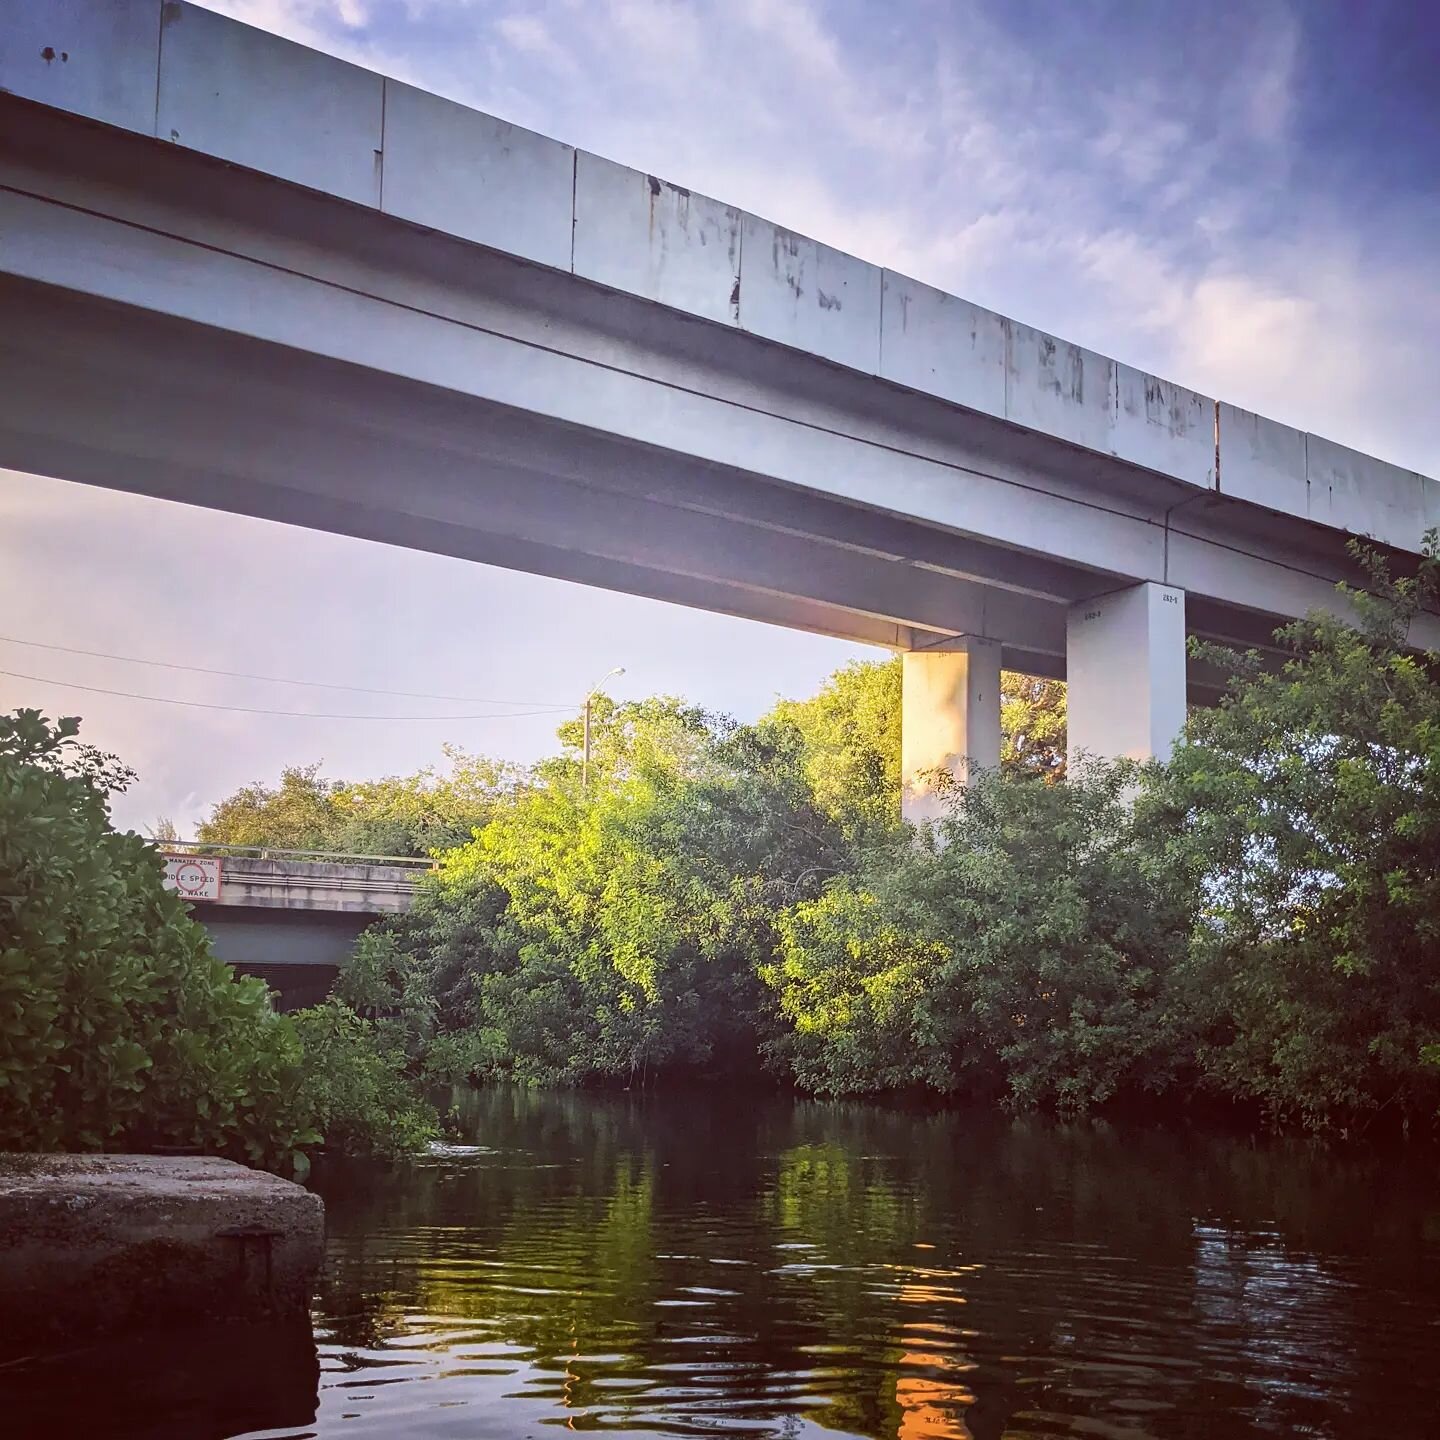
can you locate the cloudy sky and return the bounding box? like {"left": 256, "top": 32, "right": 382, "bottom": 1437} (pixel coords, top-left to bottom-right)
{"left": 3, "top": 0, "right": 1438, "bottom": 834}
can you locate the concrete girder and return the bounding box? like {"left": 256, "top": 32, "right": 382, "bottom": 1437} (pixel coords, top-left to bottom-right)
{"left": 2, "top": 150, "right": 1415, "bottom": 648}
{"left": 0, "top": 290, "right": 1069, "bottom": 657}
{"left": 2, "top": 2, "right": 1436, "bottom": 562}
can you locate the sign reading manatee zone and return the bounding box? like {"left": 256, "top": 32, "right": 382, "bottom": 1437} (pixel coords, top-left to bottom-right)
{"left": 163, "top": 854, "right": 223, "bottom": 901}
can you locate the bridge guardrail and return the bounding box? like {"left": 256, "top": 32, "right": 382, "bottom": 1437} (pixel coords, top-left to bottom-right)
{"left": 155, "top": 840, "right": 437, "bottom": 869}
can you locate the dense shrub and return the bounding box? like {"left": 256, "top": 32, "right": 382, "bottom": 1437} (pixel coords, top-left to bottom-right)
{"left": 0, "top": 711, "right": 433, "bottom": 1167}
{"left": 289, "top": 1001, "right": 437, "bottom": 1160}
{"left": 766, "top": 763, "right": 1194, "bottom": 1109}
{"left": 1149, "top": 535, "right": 1440, "bottom": 1129}
{"left": 329, "top": 539, "right": 1439, "bottom": 1134}
{"left": 0, "top": 710, "right": 300, "bottom": 1163}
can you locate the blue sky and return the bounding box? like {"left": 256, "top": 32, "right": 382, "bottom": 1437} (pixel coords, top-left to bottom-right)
{"left": 3, "top": 0, "right": 1438, "bottom": 833}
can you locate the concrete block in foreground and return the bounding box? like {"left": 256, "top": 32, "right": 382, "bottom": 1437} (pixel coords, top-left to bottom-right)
{"left": 0, "top": 1154, "right": 324, "bottom": 1340}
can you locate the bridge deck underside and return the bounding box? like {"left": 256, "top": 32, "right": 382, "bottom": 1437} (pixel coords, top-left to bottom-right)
{"left": 199, "top": 907, "right": 370, "bottom": 970}
{"left": 0, "top": 276, "right": 1295, "bottom": 695}
{"left": 2, "top": 95, "right": 1412, "bottom": 692}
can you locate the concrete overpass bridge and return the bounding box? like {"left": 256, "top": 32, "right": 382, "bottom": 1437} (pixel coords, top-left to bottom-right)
{"left": 4, "top": 1, "right": 1438, "bottom": 824}
{"left": 161, "top": 843, "right": 429, "bottom": 1008}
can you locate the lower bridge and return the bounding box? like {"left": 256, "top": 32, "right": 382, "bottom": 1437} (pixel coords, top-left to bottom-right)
{"left": 161, "top": 844, "right": 430, "bottom": 1008}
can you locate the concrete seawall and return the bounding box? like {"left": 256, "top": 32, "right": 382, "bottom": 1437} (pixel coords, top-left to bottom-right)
{"left": 0, "top": 1154, "right": 324, "bottom": 1342}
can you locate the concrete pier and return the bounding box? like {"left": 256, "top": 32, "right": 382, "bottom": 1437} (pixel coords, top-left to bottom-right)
{"left": 901, "top": 640, "right": 1002, "bottom": 824}
{"left": 1066, "top": 582, "right": 1188, "bottom": 767}
{"left": 0, "top": 1154, "right": 324, "bottom": 1341}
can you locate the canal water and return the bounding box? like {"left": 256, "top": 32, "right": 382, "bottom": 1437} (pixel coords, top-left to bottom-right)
{"left": 8, "top": 1088, "right": 1440, "bottom": 1438}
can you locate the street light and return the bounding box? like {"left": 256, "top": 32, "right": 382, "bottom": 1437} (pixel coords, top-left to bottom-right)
{"left": 582, "top": 666, "right": 625, "bottom": 793}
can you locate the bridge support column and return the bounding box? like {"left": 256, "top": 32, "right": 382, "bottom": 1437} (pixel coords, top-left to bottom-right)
{"left": 1066, "top": 582, "right": 1187, "bottom": 768}
{"left": 901, "top": 639, "right": 1002, "bottom": 826}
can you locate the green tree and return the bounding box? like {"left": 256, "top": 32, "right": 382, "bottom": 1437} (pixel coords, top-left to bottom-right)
{"left": 197, "top": 761, "right": 341, "bottom": 851}
{"left": 1151, "top": 533, "right": 1440, "bottom": 1129}
{"left": 761, "top": 659, "right": 1068, "bottom": 841}
{"left": 348, "top": 699, "right": 848, "bottom": 1087}
{"left": 343, "top": 665, "right": 1081, "bottom": 1101}
{"left": 765, "top": 659, "right": 902, "bottom": 843}
{"left": 175, "top": 556, "right": 1440, "bottom": 1139}
{"left": 1000, "top": 673, "right": 1067, "bottom": 781}
{"left": 329, "top": 747, "right": 523, "bottom": 856}
{"left": 197, "top": 749, "right": 522, "bottom": 857}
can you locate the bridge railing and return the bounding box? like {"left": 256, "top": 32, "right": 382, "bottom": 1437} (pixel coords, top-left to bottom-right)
{"left": 156, "top": 840, "right": 438, "bottom": 869}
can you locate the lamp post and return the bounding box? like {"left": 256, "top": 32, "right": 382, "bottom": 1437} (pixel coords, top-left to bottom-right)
{"left": 582, "top": 666, "right": 625, "bottom": 793}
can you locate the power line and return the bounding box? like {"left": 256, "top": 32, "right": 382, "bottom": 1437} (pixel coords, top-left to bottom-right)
{"left": 0, "top": 633, "right": 571, "bottom": 708}
{"left": 0, "top": 668, "right": 578, "bottom": 722}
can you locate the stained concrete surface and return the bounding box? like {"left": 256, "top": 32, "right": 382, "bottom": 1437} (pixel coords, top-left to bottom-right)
{"left": 0, "top": 1153, "right": 324, "bottom": 1342}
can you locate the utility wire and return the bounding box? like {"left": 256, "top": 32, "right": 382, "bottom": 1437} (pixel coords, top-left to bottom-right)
{"left": 0, "top": 633, "right": 570, "bottom": 708}
{"left": 0, "top": 668, "right": 578, "bottom": 722}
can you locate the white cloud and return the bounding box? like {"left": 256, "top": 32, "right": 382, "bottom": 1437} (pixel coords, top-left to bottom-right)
{"left": 607, "top": 0, "right": 708, "bottom": 66}
{"left": 199, "top": 0, "right": 366, "bottom": 47}
{"left": 492, "top": 12, "right": 576, "bottom": 73}
{"left": 1236, "top": 9, "right": 1301, "bottom": 147}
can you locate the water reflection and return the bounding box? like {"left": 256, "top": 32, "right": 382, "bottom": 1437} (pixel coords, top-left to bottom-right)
{"left": 7, "top": 1091, "right": 1440, "bottom": 1438}
{"left": 1, "top": 1319, "right": 319, "bottom": 1439}
{"left": 301, "top": 1093, "right": 1440, "bottom": 1439}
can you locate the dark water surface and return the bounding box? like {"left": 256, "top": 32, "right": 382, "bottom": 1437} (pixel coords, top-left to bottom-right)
{"left": 10, "top": 1089, "right": 1440, "bottom": 1439}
